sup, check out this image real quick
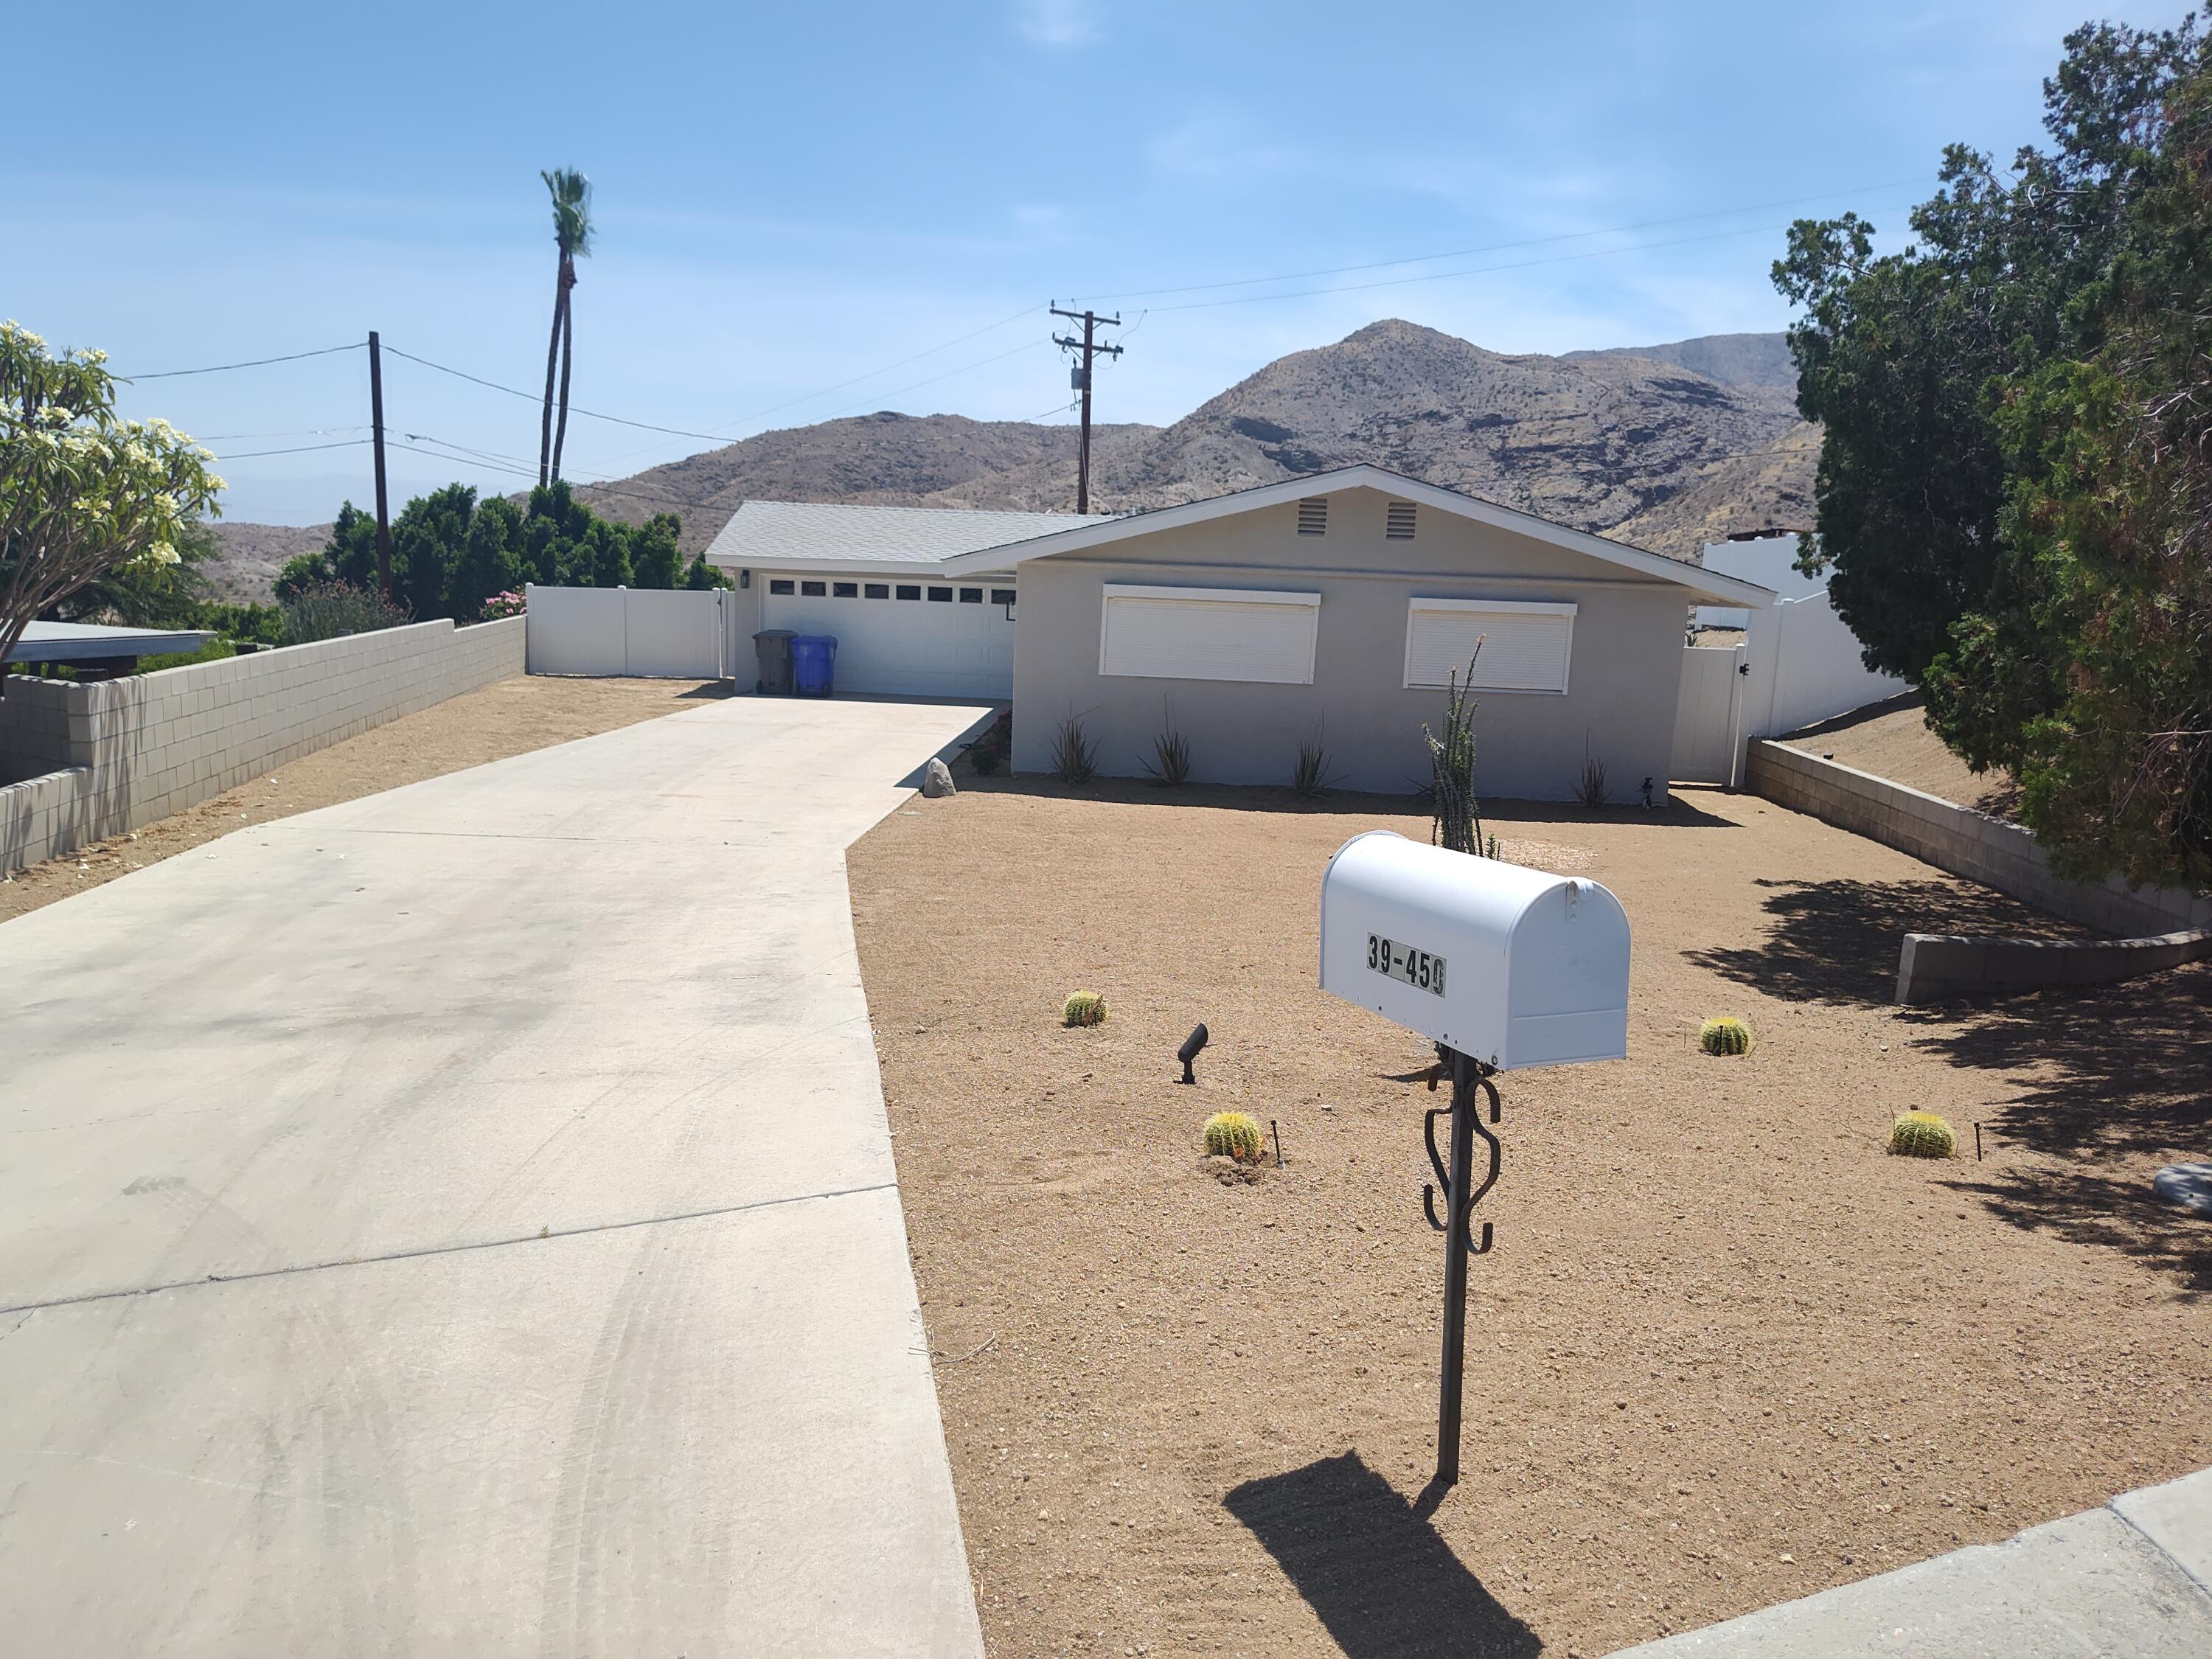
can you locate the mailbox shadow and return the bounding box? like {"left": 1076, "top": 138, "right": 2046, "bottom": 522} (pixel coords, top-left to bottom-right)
{"left": 1223, "top": 1453, "right": 1540, "bottom": 1658}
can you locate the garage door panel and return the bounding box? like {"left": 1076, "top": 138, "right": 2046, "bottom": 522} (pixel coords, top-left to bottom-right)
{"left": 761, "top": 580, "right": 1011, "bottom": 698}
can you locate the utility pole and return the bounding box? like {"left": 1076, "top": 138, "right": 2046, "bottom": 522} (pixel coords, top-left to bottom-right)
{"left": 369, "top": 330, "right": 393, "bottom": 601}
{"left": 1051, "top": 306, "right": 1123, "bottom": 515}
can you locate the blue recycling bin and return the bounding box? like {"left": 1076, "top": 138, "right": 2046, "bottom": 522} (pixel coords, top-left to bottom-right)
{"left": 791, "top": 634, "right": 838, "bottom": 698}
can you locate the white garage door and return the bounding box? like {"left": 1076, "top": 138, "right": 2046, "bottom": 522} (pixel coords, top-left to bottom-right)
{"left": 759, "top": 572, "right": 1015, "bottom": 698}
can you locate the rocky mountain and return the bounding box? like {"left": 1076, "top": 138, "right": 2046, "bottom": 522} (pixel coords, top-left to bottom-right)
{"left": 208, "top": 321, "right": 1816, "bottom": 594}
{"left": 1562, "top": 330, "right": 1801, "bottom": 397}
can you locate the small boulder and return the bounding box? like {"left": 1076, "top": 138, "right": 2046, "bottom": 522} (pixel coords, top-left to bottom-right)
{"left": 921, "top": 758, "right": 956, "bottom": 799}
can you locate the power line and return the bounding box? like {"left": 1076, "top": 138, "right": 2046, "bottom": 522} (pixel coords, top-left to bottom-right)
{"left": 210, "top": 439, "right": 372, "bottom": 460}
{"left": 611, "top": 302, "right": 1048, "bottom": 461}
{"left": 1150, "top": 220, "right": 1819, "bottom": 312}
{"left": 1073, "top": 177, "right": 1933, "bottom": 303}
{"left": 122, "top": 342, "right": 364, "bottom": 380}
{"left": 380, "top": 347, "right": 737, "bottom": 442}
{"left": 197, "top": 425, "right": 371, "bottom": 442}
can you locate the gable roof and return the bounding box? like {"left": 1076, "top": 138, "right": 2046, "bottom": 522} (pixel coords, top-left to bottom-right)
{"left": 702, "top": 499, "right": 1112, "bottom": 574}
{"left": 939, "top": 464, "right": 1775, "bottom": 606}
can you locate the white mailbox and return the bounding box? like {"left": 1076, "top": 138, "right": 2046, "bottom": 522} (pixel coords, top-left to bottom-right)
{"left": 1320, "top": 831, "right": 1630, "bottom": 1069}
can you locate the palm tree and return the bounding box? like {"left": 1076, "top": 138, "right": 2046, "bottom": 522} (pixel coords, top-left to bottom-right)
{"left": 538, "top": 169, "right": 593, "bottom": 487}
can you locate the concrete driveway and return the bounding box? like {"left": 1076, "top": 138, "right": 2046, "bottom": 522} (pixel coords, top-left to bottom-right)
{"left": 0, "top": 695, "right": 995, "bottom": 1656}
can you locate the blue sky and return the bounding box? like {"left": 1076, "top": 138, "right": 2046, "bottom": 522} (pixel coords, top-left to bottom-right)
{"left": 11, "top": 0, "right": 2195, "bottom": 523}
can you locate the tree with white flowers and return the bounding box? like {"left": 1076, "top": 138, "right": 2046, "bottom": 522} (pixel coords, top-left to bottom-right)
{"left": 0, "top": 321, "right": 223, "bottom": 698}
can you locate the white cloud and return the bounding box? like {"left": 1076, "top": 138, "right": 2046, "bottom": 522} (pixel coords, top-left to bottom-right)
{"left": 1013, "top": 0, "right": 1100, "bottom": 48}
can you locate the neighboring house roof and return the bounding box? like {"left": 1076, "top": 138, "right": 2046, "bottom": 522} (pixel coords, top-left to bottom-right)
{"left": 703, "top": 499, "right": 1112, "bottom": 575}
{"left": 7, "top": 620, "right": 214, "bottom": 664}
{"left": 939, "top": 464, "right": 1776, "bottom": 608}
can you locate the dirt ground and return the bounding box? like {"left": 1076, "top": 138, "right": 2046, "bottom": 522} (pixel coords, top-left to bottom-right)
{"left": 849, "top": 773, "right": 2212, "bottom": 1659}
{"left": 0, "top": 675, "right": 723, "bottom": 923}
{"left": 1783, "top": 694, "right": 2020, "bottom": 819}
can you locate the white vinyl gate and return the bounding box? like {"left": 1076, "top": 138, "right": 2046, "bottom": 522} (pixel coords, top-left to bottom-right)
{"left": 1672, "top": 641, "right": 1747, "bottom": 787}
{"left": 525, "top": 585, "right": 728, "bottom": 678}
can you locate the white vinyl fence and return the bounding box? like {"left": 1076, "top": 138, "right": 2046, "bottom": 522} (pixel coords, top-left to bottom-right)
{"left": 525, "top": 585, "right": 731, "bottom": 678}
{"left": 1743, "top": 587, "right": 1910, "bottom": 740}
{"left": 1671, "top": 641, "right": 1747, "bottom": 786}
{"left": 1672, "top": 586, "right": 1912, "bottom": 788}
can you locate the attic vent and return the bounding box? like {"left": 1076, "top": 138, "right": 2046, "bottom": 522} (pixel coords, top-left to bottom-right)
{"left": 1386, "top": 501, "right": 1417, "bottom": 540}
{"left": 1296, "top": 497, "right": 1329, "bottom": 536}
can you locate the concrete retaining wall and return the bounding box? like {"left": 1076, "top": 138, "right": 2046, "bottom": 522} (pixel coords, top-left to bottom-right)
{"left": 1897, "top": 928, "right": 2212, "bottom": 1004}
{"left": 1, "top": 616, "right": 524, "bottom": 874}
{"left": 1746, "top": 740, "right": 2211, "bottom": 937}
{"left": 1746, "top": 739, "right": 2212, "bottom": 1002}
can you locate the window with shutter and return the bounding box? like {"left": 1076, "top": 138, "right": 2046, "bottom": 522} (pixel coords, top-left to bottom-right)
{"left": 1402, "top": 598, "right": 1576, "bottom": 693}
{"left": 1099, "top": 585, "right": 1320, "bottom": 684}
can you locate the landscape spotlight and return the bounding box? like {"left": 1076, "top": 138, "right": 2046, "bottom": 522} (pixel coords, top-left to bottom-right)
{"left": 1177, "top": 1023, "right": 1208, "bottom": 1085}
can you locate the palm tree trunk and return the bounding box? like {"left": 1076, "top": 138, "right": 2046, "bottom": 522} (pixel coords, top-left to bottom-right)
{"left": 538, "top": 263, "right": 565, "bottom": 487}
{"left": 551, "top": 263, "right": 575, "bottom": 483}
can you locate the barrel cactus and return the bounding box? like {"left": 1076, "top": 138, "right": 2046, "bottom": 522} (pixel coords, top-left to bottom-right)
{"left": 1062, "top": 991, "right": 1107, "bottom": 1028}
{"left": 1699, "top": 1016, "right": 1753, "bottom": 1056}
{"left": 1889, "top": 1111, "right": 1957, "bottom": 1159}
{"left": 1203, "top": 1111, "right": 1267, "bottom": 1163}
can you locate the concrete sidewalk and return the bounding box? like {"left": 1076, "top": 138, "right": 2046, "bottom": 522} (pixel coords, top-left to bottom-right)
{"left": 0, "top": 695, "right": 995, "bottom": 1656}
{"left": 1611, "top": 1467, "right": 2212, "bottom": 1657}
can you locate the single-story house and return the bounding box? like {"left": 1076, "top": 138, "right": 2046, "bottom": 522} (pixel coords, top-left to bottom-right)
{"left": 703, "top": 500, "right": 1106, "bottom": 698}
{"left": 707, "top": 465, "right": 1773, "bottom": 800}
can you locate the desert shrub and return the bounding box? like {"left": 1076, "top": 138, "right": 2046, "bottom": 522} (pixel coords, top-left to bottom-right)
{"left": 1889, "top": 1111, "right": 1957, "bottom": 1158}
{"left": 281, "top": 581, "right": 411, "bottom": 646}
{"left": 967, "top": 712, "right": 1012, "bottom": 776}
{"left": 1572, "top": 746, "right": 1608, "bottom": 809}
{"left": 1062, "top": 991, "right": 1107, "bottom": 1027}
{"left": 1141, "top": 704, "right": 1192, "bottom": 786}
{"left": 1292, "top": 737, "right": 1337, "bottom": 798}
{"left": 1051, "top": 713, "right": 1098, "bottom": 785}
{"left": 1203, "top": 1111, "right": 1266, "bottom": 1163}
{"left": 1699, "top": 1016, "right": 1753, "bottom": 1056}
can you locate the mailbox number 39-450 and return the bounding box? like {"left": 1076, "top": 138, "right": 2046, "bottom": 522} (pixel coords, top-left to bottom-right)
{"left": 1366, "top": 933, "right": 1447, "bottom": 996}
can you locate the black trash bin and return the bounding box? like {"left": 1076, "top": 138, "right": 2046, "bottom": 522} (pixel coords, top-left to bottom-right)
{"left": 753, "top": 629, "right": 797, "bottom": 695}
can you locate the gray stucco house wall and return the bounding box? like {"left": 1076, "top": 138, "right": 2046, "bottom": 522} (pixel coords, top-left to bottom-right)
{"left": 989, "top": 479, "right": 1742, "bottom": 802}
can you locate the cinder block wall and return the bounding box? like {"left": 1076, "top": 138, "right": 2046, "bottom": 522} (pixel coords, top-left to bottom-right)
{"left": 1746, "top": 739, "right": 2210, "bottom": 936}
{"left": 1, "top": 616, "right": 524, "bottom": 874}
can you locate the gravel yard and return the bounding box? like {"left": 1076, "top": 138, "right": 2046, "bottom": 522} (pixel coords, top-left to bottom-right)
{"left": 0, "top": 674, "right": 723, "bottom": 923}
{"left": 849, "top": 773, "right": 2211, "bottom": 1658}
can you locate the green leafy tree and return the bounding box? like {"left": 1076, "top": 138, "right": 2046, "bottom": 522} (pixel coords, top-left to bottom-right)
{"left": 1, "top": 320, "right": 223, "bottom": 695}
{"left": 630, "top": 512, "right": 683, "bottom": 588}
{"left": 682, "top": 551, "right": 731, "bottom": 591}
{"left": 1772, "top": 17, "right": 2212, "bottom": 888}
{"left": 1775, "top": 18, "right": 2202, "bottom": 691}
{"left": 60, "top": 515, "right": 222, "bottom": 629}
{"left": 538, "top": 169, "right": 592, "bottom": 487}
{"left": 584, "top": 518, "right": 632, "bottom": 588}
{"left": 452, "top": 495, "right": 524, "bottom": 617}
{"left": 1982, "top": 58, "right": 2212, "bottom": 890}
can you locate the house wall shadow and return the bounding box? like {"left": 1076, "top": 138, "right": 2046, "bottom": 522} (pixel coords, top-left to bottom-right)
{"left": 1223, "top": 1452, "right": 1540, "bottom": 1658}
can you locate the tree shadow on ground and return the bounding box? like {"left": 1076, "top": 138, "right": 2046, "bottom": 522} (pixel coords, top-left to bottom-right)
{"left": 1903, "top": 962, "right": 2212, "bottom": 1295}
{"left": 1682, "top": 876, "right": 2082, "bottom": 1007}
{"left": 1223, "top": 1453, "right": 1540, "bottom": 1658}
{"left": 1684, "top": 877, "right": 2211, "bottom": 1293}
